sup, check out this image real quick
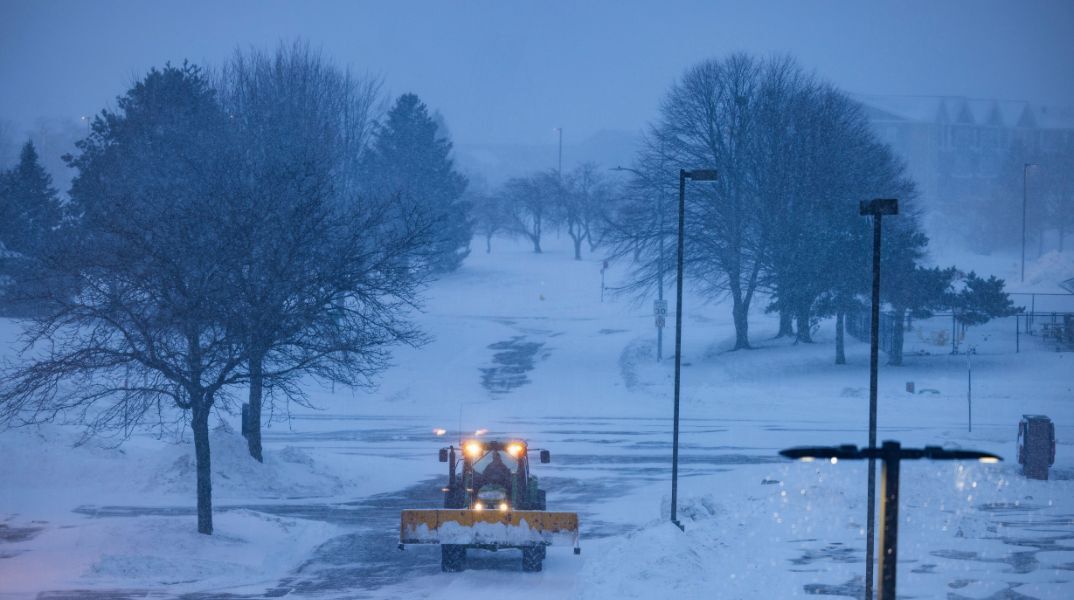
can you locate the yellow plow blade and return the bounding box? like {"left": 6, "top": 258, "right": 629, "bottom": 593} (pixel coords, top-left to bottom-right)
{"left": 400, "top": 509, "right": 579, "bottom": 548}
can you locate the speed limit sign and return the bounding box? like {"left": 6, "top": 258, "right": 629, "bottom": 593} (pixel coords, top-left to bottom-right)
{"left": 654, "top": 299, "right": 668, "bottom": 317}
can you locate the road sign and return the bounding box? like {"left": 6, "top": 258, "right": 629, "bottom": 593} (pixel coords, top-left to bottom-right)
{"left": 654, "top": 299, "right": 668, "bottom": 317}
{"left": 655, "top": 316, "right": 666, "bottom": 328}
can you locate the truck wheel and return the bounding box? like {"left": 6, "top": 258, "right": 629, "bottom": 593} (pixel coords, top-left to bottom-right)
{"left": 522, "top": 546, "right": 543, "bottom": 572}
{"left": 442, "top": 545, "right": 466, "bottom": 572}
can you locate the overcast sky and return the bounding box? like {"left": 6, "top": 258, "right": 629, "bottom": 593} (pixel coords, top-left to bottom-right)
{"left": 2, "top": 0, "right": 1073, "bottom": 146}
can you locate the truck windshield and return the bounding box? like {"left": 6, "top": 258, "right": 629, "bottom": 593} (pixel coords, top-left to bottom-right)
{"left": 473, "top": 450, "right": 519, "bottom": 474}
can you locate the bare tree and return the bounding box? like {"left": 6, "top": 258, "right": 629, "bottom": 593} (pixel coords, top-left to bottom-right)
{"left": 0, "top": 64, "right": 242, "bottom": 535}
{"left": 500, "top": 171, "right": 557, "bottom": 253}
{"left": 556, "top": 162, "right": 613, "bottom": 260}
{"left": 638, "top": 54, "right": 765, "bottom": 349}
{"left": 217, "top": 42, "right": 428, "bottom": 463}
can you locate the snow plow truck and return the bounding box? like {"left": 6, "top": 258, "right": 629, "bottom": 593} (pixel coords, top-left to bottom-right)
{"left": 399, "top": 439, "right": 580, "bottom": 572}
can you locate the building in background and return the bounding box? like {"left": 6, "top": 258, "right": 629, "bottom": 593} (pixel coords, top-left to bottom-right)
{"left": 856, "top": 95, "right": 1074, "bottom": 247}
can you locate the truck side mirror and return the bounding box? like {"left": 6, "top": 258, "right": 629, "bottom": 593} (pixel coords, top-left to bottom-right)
{"left": 439, "top": 448, "right": 448, "bottom": 463}
{"left": 540, "top": 450, "right": 550, "bottom": 464}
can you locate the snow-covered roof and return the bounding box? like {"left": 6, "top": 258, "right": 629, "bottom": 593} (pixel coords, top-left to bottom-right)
{"left": 852, "top": 94, "right": 1074, "bottom": 130}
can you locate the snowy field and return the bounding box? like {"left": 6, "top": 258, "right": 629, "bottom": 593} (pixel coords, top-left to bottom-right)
{"left": 1, "top": 236, "right": 1071, "bottom": 599}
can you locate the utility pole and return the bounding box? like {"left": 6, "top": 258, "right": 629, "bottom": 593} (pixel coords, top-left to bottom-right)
{"left": 859, "top": 198, "right": 898, "bottom": 600}
{"left": 670, "top": 168, "right": 717, "bottom": 531}
{"left": 555, "top": 127, "right": 563, "bottom": 176}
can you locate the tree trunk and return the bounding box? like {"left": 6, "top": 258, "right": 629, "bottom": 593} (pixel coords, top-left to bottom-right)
{"left": 485, "top": 233, "right": 492, "bottom": 254}
{"left": 731, "top": 296, "right": 751, "bottom": 350}
{"left": 835, "top": 310, "right": 846, "bottom": 365}
{"left": 532, "top": 236, "right": 542, "bottom": 253}
{"left": 246, "top": 354, "right": 264, "bottom": 463}
{"left": 191, "top": 399, "right": 213, "bottom": 535}
{"left": 795, "top": 303, "right": 813, "bottom": 344}
{"left": 776, "top": 306, "right": 794, "bottom": 338}
{"left": 572, "top": 235, "right": 582, "bottom": 260}
{"left": 888, "top": 308, "right": 905, "bottom": 366}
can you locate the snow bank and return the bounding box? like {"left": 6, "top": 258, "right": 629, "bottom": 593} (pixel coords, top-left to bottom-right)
{"left": 147, "top": 424, "right": 345, "bottom": 500}
{"left": 1024, "top": 250, "right": 1074, "bottom": 289}
{"left": 0, "top": 508, "right": 337, "bottom": 595}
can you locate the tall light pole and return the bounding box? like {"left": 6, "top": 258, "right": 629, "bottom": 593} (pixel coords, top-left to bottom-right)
{"left": 554, "top": 127, "right": 563, "bottom": 176}
{"left": 1022, "top": 163, "right": 1037, "bottom": 283}
{"left": 859, "top": 198, "right": 898, "bottom": 600}
{"left": 670, "top": 168, "right": 717, "bottom": 531}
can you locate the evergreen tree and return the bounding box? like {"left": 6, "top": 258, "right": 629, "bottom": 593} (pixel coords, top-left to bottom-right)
{"left": 0, "top": 140, "right": 62, "bottom": 257}
{"left": 361, "top": 94, "right": 470, "bottom": 272}
{"left": 950, "top": 271, "right": 1021, "bottom": 330}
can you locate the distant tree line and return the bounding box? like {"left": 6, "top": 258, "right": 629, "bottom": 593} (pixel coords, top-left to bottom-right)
{"left": 0, "top": 43, "right": 471, "bottom": 535}
{"left": 471, "top": 162, "right": 618, "bottom": 260}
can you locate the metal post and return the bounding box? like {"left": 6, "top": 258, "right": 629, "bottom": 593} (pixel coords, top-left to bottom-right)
{"left": 967, "top": 353, "right": 972, "bottom": 432}
{"left": 780, "top": 442, "right": 1001, "bottom": 600}
{"left": 876, "top": 441, "right": 901, "bottom": 600}
{"left": 658, "top": 213, "right": 665, "bottom": 361}
{"left": 671, "top": 169, "right": 686, "bottom": 531}
{"left": 1022, "top": 163, "right": 1028, "bottom": 283}
{"left": 866, "top": 214, "right": 881, "bottom": 600}
{"left": 557, "top": 128, "right": 563, "bottom": 176}
{"left": 951, "top": 313, "right": 957, "bottom": 355}
{"left": 860, "top": 198, "right": 897, "bottom": 600}
{"left": 1016, "top": 313, "right": 1020, "bottom": 353}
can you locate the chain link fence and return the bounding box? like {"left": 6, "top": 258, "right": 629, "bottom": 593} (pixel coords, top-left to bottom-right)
{"left": 847, "top": 292, "right": 1074, "bottom": 356}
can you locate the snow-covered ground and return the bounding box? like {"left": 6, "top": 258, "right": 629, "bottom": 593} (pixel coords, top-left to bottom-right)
{"left": 1, "top": 236, "right": 1071, "bottom": 599}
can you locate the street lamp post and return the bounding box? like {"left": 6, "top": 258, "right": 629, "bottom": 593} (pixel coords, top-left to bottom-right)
{"left": 859, "top": 198, "right": 898, "bottom": 600}
{"left": 1022, "top": 163, "right": 1037, "bottom": 283}
{"left": 780, "top": 443, "right": 1001, "bottom": 600}
{"left": 670, "top": 168, "right": 718, "bottom": 530}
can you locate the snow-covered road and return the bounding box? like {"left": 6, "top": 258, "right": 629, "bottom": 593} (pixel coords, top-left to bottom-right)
{"left": 4, "top": 237, "right": 1072, "bottom": 599}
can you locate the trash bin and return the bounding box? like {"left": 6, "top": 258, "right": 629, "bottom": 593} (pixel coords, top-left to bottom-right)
{"left": 1018, "top": 415, "right": 1056, "bottom": 480}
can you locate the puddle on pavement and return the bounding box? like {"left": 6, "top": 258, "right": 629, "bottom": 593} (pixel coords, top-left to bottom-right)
{"left": 480, "top": 336, "right": 547, "bottom": 394}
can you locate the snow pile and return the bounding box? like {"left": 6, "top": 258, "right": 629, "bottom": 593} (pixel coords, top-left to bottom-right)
{"left": 574, "top": 520, "right": 715, "bottom": 599}
{"left": 83, "top": 510, "right": 332, "bottom": 592}
{"left": 660, "top": 493, "right": 721, "bottom": 522}
{"left": 1024, "top": 250, "right": 1074, "bottom": 289}
{"left": 147, "top": 425, "right": 345, "bottom": 499}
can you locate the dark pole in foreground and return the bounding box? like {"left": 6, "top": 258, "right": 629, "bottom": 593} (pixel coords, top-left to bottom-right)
{"left": 671, "top": 168, "right": 717, "bottom": 531}
{"left": 876, "top": 441, "right": 901, "bottom": 600}
{"left": 859, "top": 198, "right": 898, "bottom": 600}
{"left": 780, "top": 443, "right": 1001, "bottom": 600}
